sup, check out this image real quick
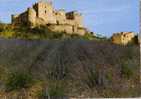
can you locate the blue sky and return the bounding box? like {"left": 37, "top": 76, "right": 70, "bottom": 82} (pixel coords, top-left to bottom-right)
{"left": 0, "top": 0, "right": 139, "bottom": 37}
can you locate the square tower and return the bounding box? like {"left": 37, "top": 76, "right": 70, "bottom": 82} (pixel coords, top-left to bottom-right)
{"left": 66, "top": 11, "right": 83, "bottom": 27}
{"left": 33, "top": 1, "right": 56, "bottom": 24}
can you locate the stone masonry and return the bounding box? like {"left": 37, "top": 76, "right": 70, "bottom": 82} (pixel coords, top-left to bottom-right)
{"left": 11, "top": 1, "right": 87, "bottom": 36}
{"left": 111, "top": 32, "right": 135, "bottom": 45}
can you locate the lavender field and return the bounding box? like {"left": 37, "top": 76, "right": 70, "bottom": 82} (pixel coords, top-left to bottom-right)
{"left": 0, "top": 38, "right": 140, "bottom": 98}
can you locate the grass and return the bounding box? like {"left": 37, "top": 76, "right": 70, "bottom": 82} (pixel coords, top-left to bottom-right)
{"left": 5, "top": 71, "right": 34, "bottom": 91}
{"left": 121, "top": 62, "right": 134, "bottom": 79}
{"left": 37, "top": 80, "right": 66, "bottom": 99}
{"left": 0, "top": 24, "right": 98, "bottom": 40}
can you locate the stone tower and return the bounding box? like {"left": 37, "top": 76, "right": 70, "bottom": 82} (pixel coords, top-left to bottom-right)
{"left": 33, "top": 0, "right": 56, "bottom": 24}
{"left": 66, "top": 11, "right": 83, "bottom": 28}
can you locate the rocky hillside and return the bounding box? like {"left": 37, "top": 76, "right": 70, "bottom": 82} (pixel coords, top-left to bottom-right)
{"left": 0, "top": 38, "right": 140, "bottom": 98}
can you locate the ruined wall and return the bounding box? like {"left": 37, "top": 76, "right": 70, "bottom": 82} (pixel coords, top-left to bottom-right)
{"left": 74, "top": 14, "right": 83, "bottom": 27}
{"left": 48, "top": 24, "right": 73, "bottom": 34}
{"left": 112, "top": 34, "right": 122, "bottom": 44}
{"left": 112, "top": 32, "right": 135, "bottom": 45}
{"left": 48, "top": 24, "right": 87, "bottom": 35}
{"left": 122, "top": 33, "right": 134, "bottom": 44}
{"left": 36, "top": 18, "right": 46, "bottom": 26}
{"left": 123, "top": 33, "right": 134, "bottom": 41}
{"left": 77, "top": 28, "right": 86, "bottom": 36}
{"left": 55, "top": 10, "right": 66, "bottom": 25}
{"left": 36, "top": 1, "right": 56, "bottom": 24}
{"left": 65, "top": 20, "right": 75, "bottom": 26}
{"left": 66, "top": 11, "right": 83, "bottom": 27}
{"left": 12, "top": 11, "right": 28, "bottom": 26}
{"left": 11, "top": 1, "right": 86, "bottom": 36}
{"left": 11, "top": 14, "right": 19, "bottom": 25}
{"left": 27, "top": 8, "right": 36, "bottom": 27}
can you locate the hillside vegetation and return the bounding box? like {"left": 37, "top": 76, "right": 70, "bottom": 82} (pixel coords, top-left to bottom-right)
{"left": 0, "top": 38, "right": 140, "bottom": 98}
{"left": 0, "top": 23, "right": 102, "bottom": 40}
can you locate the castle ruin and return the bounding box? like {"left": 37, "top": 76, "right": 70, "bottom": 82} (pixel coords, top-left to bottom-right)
{"left": 11, "top": 1, "right": 88, "bottom": 36}
{"left": 111, "top": 32, "right": 135, "bottom": 45}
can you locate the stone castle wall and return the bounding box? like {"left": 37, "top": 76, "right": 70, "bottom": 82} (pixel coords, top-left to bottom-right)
{"left": 48, "top": 24, "right": 73, "bottom": 34}
{"left": 12, "top": 11, "right": 28, "bottom": 25}
{"left": 112, "top": 32, "right": 135, "bottom": 45}
{"left": 48, "top": 24, "right": 86, "bottom": 36}
{"left": 11, "top": 1, "right": 87, "bottom": 35}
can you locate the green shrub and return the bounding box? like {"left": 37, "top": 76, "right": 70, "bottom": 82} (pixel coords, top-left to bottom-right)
{"left": 5, "top": 72, "right": 33, "bottom": 91}
{"left": 106, "top": 71, "right": 113, "bottom": 82}
{"left": 121, "top": 65, "right": 133, "bottom": 79}
{"left": 71, "top": 34, "right": 81, "bottom": 38}
{"left": 0, "top": 21, "right": 5, "bottom": 32}
{"left": 47, "top": 81, "right": 66, "bottom": 97}
{"left": 0, "top": 24, "right": 99, "bottom": 40}
{"left": 0, "top": 29, "right": 15, "bottom": 38}
{"left": 37, "top": 81, "right": 66, "bottom": 99}
{"left": 81, "top": 67, "right": 99, "bottom": 89}
{"left": 83, "top": 33, "right": 95, "bottom": 40}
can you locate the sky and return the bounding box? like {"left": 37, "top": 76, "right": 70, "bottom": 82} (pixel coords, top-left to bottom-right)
{"left": 0, "top": 0, "right": 139, "bottom": 37}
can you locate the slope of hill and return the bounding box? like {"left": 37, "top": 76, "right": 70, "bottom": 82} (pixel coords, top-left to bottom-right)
{"left": 0, "top": 24, "right": 98, "bottom": 41}
{"left": 0, "top": 38, "right": 140, "bottom": 98}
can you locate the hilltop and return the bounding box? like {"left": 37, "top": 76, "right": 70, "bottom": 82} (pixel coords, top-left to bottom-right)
{"left": 0, "top": 22, "right": 105, "bottom": 41}
{"left": 0, "top": 38, "right": 140, "bottom": 98}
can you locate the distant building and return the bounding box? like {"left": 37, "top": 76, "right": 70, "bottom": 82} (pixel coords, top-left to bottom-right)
{"left": 111, "top": 32, "right": 135, "bottom": 45}
{"left": 11, "top": 1, "right": 88, "bottom": 36}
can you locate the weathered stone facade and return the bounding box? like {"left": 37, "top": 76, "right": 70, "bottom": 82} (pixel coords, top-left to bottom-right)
{"left": 111, "top": 32, "right": 135, "bottom": 45}
{"left": 11, "top": 1, "right": 87, "bottom": 36}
